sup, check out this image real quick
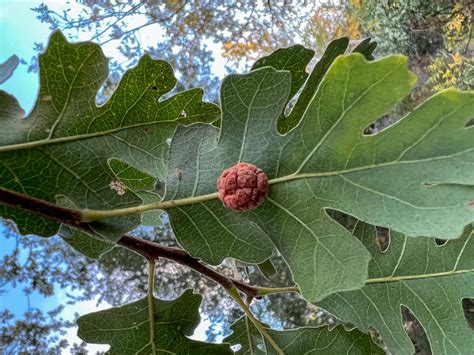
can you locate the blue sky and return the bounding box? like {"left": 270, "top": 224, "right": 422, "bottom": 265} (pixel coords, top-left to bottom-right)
{"left": 0, "top": 2, "right": 110, "bottom": 351}
{"left": 0, "top": 1, "right": 225, "bottom": 351}
{"left": 0, "top": 0, "right": 52, "bottom": 112}
{"left": 0, "top": 0, "right": 55, "bottom": 305}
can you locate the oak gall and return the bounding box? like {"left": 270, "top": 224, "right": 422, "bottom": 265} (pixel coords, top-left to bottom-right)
{"left": 217, "top": 163, "right": 268, "bottom": 211}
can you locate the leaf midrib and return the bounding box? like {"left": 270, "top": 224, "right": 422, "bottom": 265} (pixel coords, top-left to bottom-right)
{"left": 0, "top": 118, "right": 179, "bottom": 153}
{"left": 270, "top": 147, "right": 473, "bottom": 186}
{"left": 366, "top": 267, "right": 474, "bottom": 284}
{"left": 1, "top": 87, "right": 209, "bottom": 154}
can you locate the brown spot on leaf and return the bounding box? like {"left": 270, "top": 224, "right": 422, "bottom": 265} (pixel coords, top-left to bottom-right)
{"left": 469, "top": 199, "right": 474, "bottom": 209}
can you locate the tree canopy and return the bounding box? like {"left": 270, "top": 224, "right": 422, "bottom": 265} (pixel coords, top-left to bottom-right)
{"left": 1, "top": 1, "right": 472, "bottom": 353}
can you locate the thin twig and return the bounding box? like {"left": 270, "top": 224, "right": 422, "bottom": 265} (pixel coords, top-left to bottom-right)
{"left": 90, "top": 3, "right": 144, "bottom": 42}
{"left": 227, "top": 287, "right": 284, "bottom": 355}
{"left": 117, "top": 235, "right": 261, "bottom": 298}
{"left": 100, "top": 0, "right": 188, "bottom": 46}
{"left": 0, "top": 188, "right": 93, "bottom": 233}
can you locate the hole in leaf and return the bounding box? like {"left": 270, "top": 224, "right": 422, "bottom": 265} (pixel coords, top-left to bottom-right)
{"left": 325, "top": 209, "right": 358, "bottom": 233}
{"left": 465, "top": 118, "right": 474, "bottom": 128}
{"left": 363, "top": 123, "right": 376, "bottom": 135}
{"left": 284, "top": 84, "right": 304, "bottom": 117}
{"left": 363, "top": 113, "right": 403, "bottom": 136}
{"left": 401, "top": 306, "right": 431, "bottom": 354}
{"left": 462, "top": 298, "right": 474, "bottom": 329}
{"left": 154, "top": 179, "right": 164, "bottom": 196}
{"left": 95, "top": 71, "right": 121, "bottom": 106}
{"left": 375, "top": 226, "right": 390, "bottom": 253}
{"left": 363, "top": 97, "right": 413, "bottom": 136}
{"left": 230, "top": 344, "right": 241, "bottom": 352}
{"left": 257, "top": 343, "right": 266, "bottom": 351}
{"left": 150, "top": 85, "right": 158, "bottom": 91}
{"left": 435, "top": 238, "right": 448, "bottom": 246}
{"left": 368, "top": 326, "right": 386, "bottom": 351}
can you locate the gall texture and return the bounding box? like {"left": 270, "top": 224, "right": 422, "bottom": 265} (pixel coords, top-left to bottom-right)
{"left": 217, "top": 162, "right": 268, "bottom": 212}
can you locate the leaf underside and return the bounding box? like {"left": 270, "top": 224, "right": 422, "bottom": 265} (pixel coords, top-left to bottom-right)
{"left": 77, "top": 289, "right": 232, "bottom": 354}
{"left": 164, "top": 44, "right": 474, "bottom": 302}
{"left": 0, "top": 31, "right": 219, "bottom": 240}
{"left": 225, "top": 316, "right": 383, "bottom": 354}
{"left": 108, "top": 159, "right": 164, "bottom": 226}
{"left": 1, "top": 32, "right": 473, "bottom": 353}
{"left": 60, "top": 226, "right": 114, "bottom": 259}
{"left": 318, "top": 223, "right": 474, "bottom": 355}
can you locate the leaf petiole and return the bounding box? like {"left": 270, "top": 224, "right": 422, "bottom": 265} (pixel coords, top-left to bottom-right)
{"left": 257, "top": 286, "right": 299, "bottom": 296}
{"left": 147, "top": 258, "right": 157, "bottom": 355}
{"left": 227, "top": 287, "right": 284, "bottom": 355}
{"left": 81, "top": 192, "right": 219, "bottom": 222}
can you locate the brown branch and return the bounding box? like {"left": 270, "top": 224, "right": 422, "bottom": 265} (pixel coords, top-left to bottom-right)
{"left": 0, "top": 187, "right": 289, "bottom": 298}
{"left": 0, "top": 188, "right": 93, "bottom": 233}
{"left": 117, "top": 234, "right": 261, "bottom": 297}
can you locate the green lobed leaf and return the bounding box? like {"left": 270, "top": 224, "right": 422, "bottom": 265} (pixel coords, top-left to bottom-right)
{"left": 252, "top": 37, "right": 376, "bottom": 134}
{"left": 251, "top": 43, "right": 314, "bottom": 134}
{"left": 164, "top": 47, "right": 473, "bottom": 302}
{"left": 0, "top": 31, "right": 219, "bottom": 239}
{"left": 318, "top": 223, "right": 474, "bottom": 355}
{"left": 225, "top": 316, "right": 383, "bottom": 354}
{"left": 77, "top": 289, "right": 232, "bottom": 354}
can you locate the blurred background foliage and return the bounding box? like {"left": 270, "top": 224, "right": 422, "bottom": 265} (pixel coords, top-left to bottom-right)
{"left": 1, "top": 0, "right": 472, "bottom": 353}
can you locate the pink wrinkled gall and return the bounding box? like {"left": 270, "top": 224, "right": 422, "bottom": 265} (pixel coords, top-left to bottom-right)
{"left": 217, "top": 162, "right": 269, "bottom": 212}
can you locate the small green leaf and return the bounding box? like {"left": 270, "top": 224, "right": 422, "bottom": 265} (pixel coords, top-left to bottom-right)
{"left": 318, "top": 223, "right": 474, "bottom": 355}
{"left": 225, "top": 316, "right": 383, "bottom": 354}
{"left": 77, "top": 289, "right": 232, "bottom": 354}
